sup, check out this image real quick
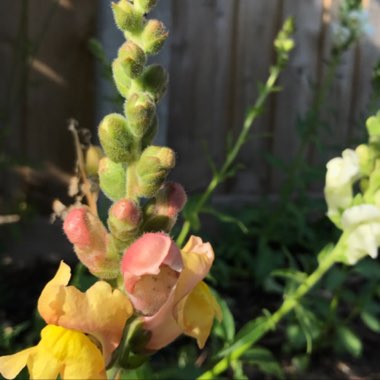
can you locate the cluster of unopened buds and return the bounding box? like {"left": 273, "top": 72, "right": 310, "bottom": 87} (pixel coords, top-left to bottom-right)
{"left": 0, "top": 1, "right": 221, "bottom": 378}
{"left": 324, "top": 112, "right": 380, "bottom": 265}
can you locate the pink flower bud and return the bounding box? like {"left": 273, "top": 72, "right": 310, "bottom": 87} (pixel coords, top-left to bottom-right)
{"left": 63, "top": 207, "right": 118, "bottom": 279}
{"left": 121, "top": 232, "right": 183, "bottom": 315}
{"left": 108, "top": 199, "right": 141, "bottom": 241}
{"left": 156, "top": 182, "right": 187, "bottom": 218}
{"left": 142, "top": 182, "right": 187, "bottom": 232}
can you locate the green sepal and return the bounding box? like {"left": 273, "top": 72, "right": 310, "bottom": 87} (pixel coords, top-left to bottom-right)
{"left": 141, "top": 115, "right": 158, "bottom": 149}
{"left": 98, "top": 113, "right": 136, "bottom": 163}
{"left": 108, "top": 318, "right": 153, "bottom": 371}
{"left": 138, "top": 64, "right": 168, "bottom": 102}
{"left": 98, "top": 157, "right": 127, "bottom": 201}
{"left": 142, "top": 200, "right": 172, "bottom": 232}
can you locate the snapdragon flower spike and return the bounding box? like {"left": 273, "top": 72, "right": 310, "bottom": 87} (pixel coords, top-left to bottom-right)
{"left": 108, "top": 199, "right": 142, "bottom": 241}
{"left": 63, "top": 206, "right": 119, "bottom": 279}
{"left": 143, "top": 182, "right": 187, "bottom": 232}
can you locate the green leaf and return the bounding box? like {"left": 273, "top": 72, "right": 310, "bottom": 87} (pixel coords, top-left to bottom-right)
{"left": 212, "top": 295, "right": 236, "bottom": 343}
{"left": 216, "top": 316, "right": 269, "bottom": 359}
{"left": 361, "top": 310, "right": 380, "bottom": 333}
{"left": 202, "top": 206, "right": 249, "bottom": 234}
{"left": 243, "top": 347, "right": 284, "bottom": 380}
{"left": 354, "top": 258, "right": 380, "bottom": 280}
{"left": 336, "top": 326, "right": 362, "bottom": 358}
{"left": 182, "top": 195, "right": 202, "bottom": 231}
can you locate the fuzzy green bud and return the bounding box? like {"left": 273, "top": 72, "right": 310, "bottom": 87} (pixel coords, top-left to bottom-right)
{"left": 112, "top": 58, "right": 133, "bottom": 98}
{"left": 139, "top": 64, "right": 168, "bottom": 102}
{"left": 367, "top": 112, "right": 380, "bottom": 146}
{"left": 125, "top": 92, "right": 156, "bottom": 137}
{"left": 108, "top": 199, "right": 141, "bottom": 241}
{"left": 134, "top": 0, "right": 157, "bottom": 14}
{"left": 141, "top": 20, "right": 168, "bottom": 55}
{"left": 118, "top": 41, "right": 146, "bottom": 79}
{"left": 356, "top": 144, "right": 374, "bottom": 176}
{"left": 99, "top": 113, "right": 135, "bottom": 163}
{"left": 111, "top": 0, "right": 142, "bottom": 32}
{"left": 98, "top": 157, "right": 126, "bottom": 201}
{"left": 136, "top": 146, "right": 175, "bottom": 197}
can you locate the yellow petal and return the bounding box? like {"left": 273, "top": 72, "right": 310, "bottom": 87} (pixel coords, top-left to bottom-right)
{"left": 38, "top": 261, "right": 133, "bottom": 363}
{"left": 176, "top": 281, "right": 222, "bottom": 349}
{"left": 175, "top": 236, "right": 214, "bottom": 304}
{"left": 0, "top": 347, "right": 34, "bottom": 379}
{"left": 30, "top": 325, "right": 106, "bottom": 380}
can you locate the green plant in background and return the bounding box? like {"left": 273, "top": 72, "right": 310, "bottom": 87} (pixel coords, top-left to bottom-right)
{"left": 198, "top": 112, "right": 380, "bottom": 379}
{"left": 176, "top": 18, "right": 295, "bottom": 247}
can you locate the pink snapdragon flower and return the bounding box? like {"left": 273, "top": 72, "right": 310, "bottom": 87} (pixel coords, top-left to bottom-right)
{"left": 121, "top": 233, "right": 221, "bottom": 350}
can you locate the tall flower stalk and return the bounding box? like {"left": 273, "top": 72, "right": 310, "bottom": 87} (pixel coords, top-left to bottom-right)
{"left": 0, "top": 1, "right": 221, "bottom": 379}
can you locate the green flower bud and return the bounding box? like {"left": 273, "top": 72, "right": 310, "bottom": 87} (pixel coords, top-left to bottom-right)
{"left": 108, "top": 199, "right": 141, "bottom": 241}
{"left": 118, "top": 41, "right": 146, "bottom": 79}
{"left": 85, "top": 145, "right": 104, "bottom": 177}
{"left": 356, "top": 144, "right": 374, "bottom": 175}
{"left": 112, "top": 58, "right": 133, "bottom": 98}
{"left": 134, "top": 0, "right": 157, "bottom": 14}
{"left": 98, "top": 157, "right": 126, "bottom": 201}
{"left": 141, "top": 115, "right": 158, "bottom": 149}
{"left": 366, "top": 112, "right": 380, "bottom": 145}
{"left": 125, "top": 93, "right": 156, "bottom": 137}
{"left": 141, "top": 20, "right": 168, "bottom": 55}
{"left": 111, "top": 0, "right": 142, "bottom": 32}
{"left": 136, "top": 146, "right": 175, "bottom": 197}
{"left": 99, "top": 113, "right": 136, "bottom": 163}
{"left": 139, "top": 64, "right": 168, "bottom": 102}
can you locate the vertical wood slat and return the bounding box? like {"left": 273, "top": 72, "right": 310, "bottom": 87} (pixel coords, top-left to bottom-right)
{"left": 167, "top": 0, "right": 236, "bottom": 192}
{"left": 226, "top": 0, "right": 282, "bottom": 196}
{"left": 0, "top": 0, "right": 96, "bottom": 172}
{"left": 270, "top": 0, "right": 325, "bottom": 192}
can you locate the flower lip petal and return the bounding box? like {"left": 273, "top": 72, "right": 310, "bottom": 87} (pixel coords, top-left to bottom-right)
{"left": 121, "top": 232, "right": 182, "bottom": 277}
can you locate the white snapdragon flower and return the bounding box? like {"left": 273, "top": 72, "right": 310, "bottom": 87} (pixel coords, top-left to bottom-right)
{"left": 341, "top": 204, "right": 380, "bottom": 264}
{"left": 324, "top": 149, "right": 361, "bottom": 226}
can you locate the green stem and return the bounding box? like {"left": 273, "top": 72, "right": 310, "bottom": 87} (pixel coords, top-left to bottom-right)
{"left": 176, "top": 66, "right": 281, "bottom": 247}
{"left": 197, "top": 239, "right": 345, "bottom": 379}
{"left": 126, "top": 162, "right": 139, "bottom": 201}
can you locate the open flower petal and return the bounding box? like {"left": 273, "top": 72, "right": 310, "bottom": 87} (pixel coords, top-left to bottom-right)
{"left": 38, "top": 261, "right": 133, "bottom": 363}
{"left": 176, "top": 281, "right": 222, "bottom": 348}
{"left": 143, "top": 235, "right": 216, "bottom": 350}
{"left": 0, "top": 347, "right": 34, "bottom": 379}
{"left": 0, "top": 325, "right": 106, "bottom": 380}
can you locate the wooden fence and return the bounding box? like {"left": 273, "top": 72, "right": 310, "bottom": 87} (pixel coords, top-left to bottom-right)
{"left": 1, "top": 0, "right": 380, "bottom": 201}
